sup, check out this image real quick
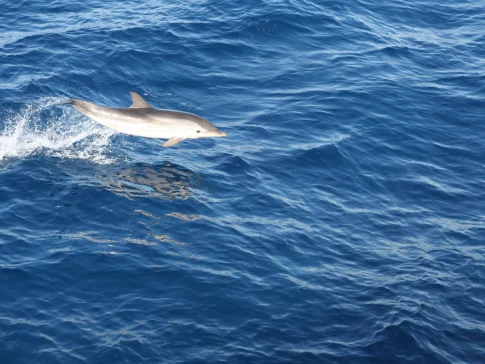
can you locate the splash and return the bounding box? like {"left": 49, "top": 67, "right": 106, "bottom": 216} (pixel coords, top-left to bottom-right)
{"left": 0, "top": 98, "right": 117, "bottom": 164}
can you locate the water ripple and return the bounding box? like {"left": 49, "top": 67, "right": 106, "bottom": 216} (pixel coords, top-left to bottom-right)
{"left": 1, "top": 0, "right": 485, "bottom": 363}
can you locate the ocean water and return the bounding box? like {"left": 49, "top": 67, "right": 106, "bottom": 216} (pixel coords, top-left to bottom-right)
{"left": 1, "top": 0, "right": 485, "bottom": 362}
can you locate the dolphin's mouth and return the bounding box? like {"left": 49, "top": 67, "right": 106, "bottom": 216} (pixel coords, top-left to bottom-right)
{"left": 203, "top": 131, "right": 227, "bottom": 138}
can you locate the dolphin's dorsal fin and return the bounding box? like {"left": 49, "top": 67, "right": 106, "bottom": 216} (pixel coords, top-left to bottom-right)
{"left": 129, "top": 92, "right": 151, "bottom": 108}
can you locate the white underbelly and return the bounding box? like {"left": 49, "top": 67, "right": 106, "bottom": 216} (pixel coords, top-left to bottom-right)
{"left": 89, "top": 115, "right": 195, "bottom": 139}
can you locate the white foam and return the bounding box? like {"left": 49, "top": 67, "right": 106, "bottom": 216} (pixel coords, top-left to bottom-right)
{"left": 0, "top": 98, "right": 118, "bottom": 164}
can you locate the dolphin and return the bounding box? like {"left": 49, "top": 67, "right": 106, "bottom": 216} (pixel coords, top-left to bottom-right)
{"left": 62, "top": 92, "right": 226, "bottom": 147}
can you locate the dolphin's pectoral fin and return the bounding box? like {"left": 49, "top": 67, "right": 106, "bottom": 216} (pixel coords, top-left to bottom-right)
{"left": 162, "top": 137, "right": 184, "bottom": 147}
{"left": 129, "top": 92, "right": 152, "bottom": 108}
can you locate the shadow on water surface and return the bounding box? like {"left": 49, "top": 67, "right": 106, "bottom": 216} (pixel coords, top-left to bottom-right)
{"left": 100, "top": 161, "right": 204, "bottom": 200}
{"left": 1, "top": 156, "right": 205, "bottom": 201}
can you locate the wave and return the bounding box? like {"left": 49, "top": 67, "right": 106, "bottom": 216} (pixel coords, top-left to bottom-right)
{"left": 0, "top": 98, "right": 117, "bottom": 164}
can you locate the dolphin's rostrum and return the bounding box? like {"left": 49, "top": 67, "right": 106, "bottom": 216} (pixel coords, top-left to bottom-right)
{"left": 64, "top": 92, "right": 227, "bottom": 147}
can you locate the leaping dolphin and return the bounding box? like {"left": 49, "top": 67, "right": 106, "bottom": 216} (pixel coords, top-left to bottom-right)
{"left": 63, "top": 92, "right": 226, "bottom": 147}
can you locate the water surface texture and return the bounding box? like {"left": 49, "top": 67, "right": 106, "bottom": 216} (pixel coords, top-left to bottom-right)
{"left": 1, "top": 1, "right": 485, "bottom": 363}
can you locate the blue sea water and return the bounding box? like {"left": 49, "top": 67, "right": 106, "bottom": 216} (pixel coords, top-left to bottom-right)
{"left": 1, "top": 0, "right": 485, "bottom": 362}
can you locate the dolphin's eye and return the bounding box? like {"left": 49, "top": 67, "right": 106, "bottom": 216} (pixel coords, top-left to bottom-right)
{"left": 197, "top": 130, "right": 200, "bottom": 133}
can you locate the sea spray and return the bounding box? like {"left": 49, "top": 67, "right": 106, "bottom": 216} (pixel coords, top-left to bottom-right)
{"left": 0, "top": 98, "right": 117, "bottom": 164}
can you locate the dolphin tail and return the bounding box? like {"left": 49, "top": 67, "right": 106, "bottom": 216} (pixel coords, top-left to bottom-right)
{"left": 54, "top": 99, "right": 74, "bottom": 106}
